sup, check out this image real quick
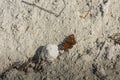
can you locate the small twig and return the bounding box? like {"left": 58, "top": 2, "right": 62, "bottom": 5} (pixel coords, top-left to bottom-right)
{"left": 25, "top": 26, "right": 30, "bottom": 32}
{"left": 80, "top": 0, "right": 92, "bottom": 19}
{"left": 22, "top": 0, "right": 66, "bottom": 17}
{"left": 80, "top": 7, "right": 91, "bottom": 18}
{"left": 57, "top": 0, "right": 66, "bottom": 17}
{"left": 93, "top": 41, "right": 106, "bottom": 61}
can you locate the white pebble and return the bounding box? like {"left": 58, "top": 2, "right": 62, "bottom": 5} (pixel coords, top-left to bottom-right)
{"left": 41, "top": 44, "right": 59, "bottom": 62}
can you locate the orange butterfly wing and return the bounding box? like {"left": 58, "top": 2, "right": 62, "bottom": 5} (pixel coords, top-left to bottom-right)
{"left": 66, "top": 34, "right": 76, "bottom": 45}
{"left": 58, "top": 34, "right": 76, "bottom": 50}
{"left": 62, "top": 42, "right": 73, "bottom": 50}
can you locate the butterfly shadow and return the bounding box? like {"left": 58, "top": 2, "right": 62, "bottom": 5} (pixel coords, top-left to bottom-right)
{"left": 32, "top": 46, "right": 44, "bottom": 64}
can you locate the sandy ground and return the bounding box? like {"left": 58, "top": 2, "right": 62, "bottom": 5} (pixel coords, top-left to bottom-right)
{"left": 0, "top": 0, "right": 120, "bottom": 80}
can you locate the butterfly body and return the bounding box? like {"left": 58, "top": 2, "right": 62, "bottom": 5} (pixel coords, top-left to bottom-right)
{"left": 58, "top": 34, "right": 76, "bottom": 51}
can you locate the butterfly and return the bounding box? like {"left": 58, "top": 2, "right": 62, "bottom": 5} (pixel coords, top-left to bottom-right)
{"left": 58, "top": 34, "right": 76, "bottom": 51}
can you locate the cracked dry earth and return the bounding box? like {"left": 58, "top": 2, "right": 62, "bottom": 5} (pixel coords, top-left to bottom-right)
{"left": 0, "top": 0, "right": 120, "bottom": 80}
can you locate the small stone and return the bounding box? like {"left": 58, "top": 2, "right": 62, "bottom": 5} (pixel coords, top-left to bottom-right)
{"left": 40, "top": 44, "right": 59, "bottom": 62}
